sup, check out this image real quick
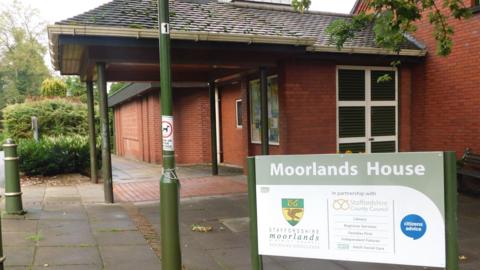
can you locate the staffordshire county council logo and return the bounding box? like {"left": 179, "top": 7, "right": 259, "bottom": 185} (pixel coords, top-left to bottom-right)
{"left": 282, "top": 199, "right": 304, "bottom": 226}
{"left": 333, "top": 199, "right": 350, "bottom": 210}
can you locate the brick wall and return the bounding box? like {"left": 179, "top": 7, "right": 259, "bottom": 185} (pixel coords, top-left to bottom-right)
{"left": 411, "top": 1, "right": 480, "bottom": 156}
{"left": 114, "top": 59, "right": 414, "bottom": 170}
{"left": 172, "top": 88, "right": 212, "bottom": 164}
{"left": 353, "top": 0, "right": 480, "bottom": 156}
{"left": 220, "top": 83, "right": 247, "bottom": 167}
{"left": 116, "top": 100, "right": 142, "bottom": 160}
{"left": 113, "top": 87, "right": 211, "bottom": 165}
{"left": 281, "top": 59, "right": 337, "bottom": 154}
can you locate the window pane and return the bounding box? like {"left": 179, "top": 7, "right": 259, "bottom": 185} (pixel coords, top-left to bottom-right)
{"left": 268, "top": 76, "right": 280, "bottom": 144}
{"left": 236, "top": 100, "right": 242, "bottom": 127}
{"left": 249, "top": 80, "right": 261, "bottom": 142}
{"left": 339, "top": 107, "right": 365, "bottom": 138}
{"left": 371, "top": 141, "right": 396, "bottom": 153}
{"left": 338, "top": 69, "right": 365, "bottom": 101}
{"left": 371, "top": 71, "right": 395, "bottom": 101}
{"left": 339, "top": 143, "right": 365, "bottom": 153}
{"left": 249, "top": 77, "right": 280, "bottom": 144}
{"left": 371, "top": 106, "right": 396, "bottom": 136}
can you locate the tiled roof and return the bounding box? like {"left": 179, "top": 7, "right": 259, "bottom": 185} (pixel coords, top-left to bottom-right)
{"left": 55, "top": 0, "right": 420, "bottom": 51}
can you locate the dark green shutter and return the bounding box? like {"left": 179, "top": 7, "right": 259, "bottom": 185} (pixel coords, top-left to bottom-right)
{"left": 371, "top": 106, "right": 396, "bottom": 136}
{"left": 371, "top": 141, "right": 396, "bottom": 153}
{"left": 339, "top": 107, "right": 365, "bottom": 138}
{"left": 338, "top": 70, "right": 365, "bottom": 101}
{"left": 339, "top": 143, "right": 366, "bottom": 153}
{"left": 371, "top": 71, "right": 395, "bottom": 101}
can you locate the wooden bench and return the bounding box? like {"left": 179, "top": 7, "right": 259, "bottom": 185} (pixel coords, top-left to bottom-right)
{"left": 458, "top": 148, "right": 480, "bottom": 194}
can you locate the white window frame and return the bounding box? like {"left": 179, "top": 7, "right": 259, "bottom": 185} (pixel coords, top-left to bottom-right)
{"left": 249, "top": 75, "right": 280, "bottom": 145}
{"left": 235, "top": 99, "right": 243, "bottom": 128}
{"left": 336, "top": 66, "right": 398, "bottom": 153}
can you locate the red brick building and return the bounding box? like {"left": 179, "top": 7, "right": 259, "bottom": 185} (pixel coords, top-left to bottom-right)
{"left": 49, "top": 0, "right": 428, "bottom": 172}
{"left": 352, "top": 0, "right": 480, "bottom": 157}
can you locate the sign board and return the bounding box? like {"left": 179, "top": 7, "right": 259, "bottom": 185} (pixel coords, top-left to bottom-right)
{"left": 162, "top": 116, "right": 174, "bottom": 151}
{"left": 255, "top": 152, "right": 446, "bottom": 267}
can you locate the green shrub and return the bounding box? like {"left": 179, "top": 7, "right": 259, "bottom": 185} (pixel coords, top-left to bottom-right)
{"left": 3, "top": 98, "right": 98, "bottom": 140}
{"left": 18, "top": 135, "right": 100, "bottom": 176}
{"left": 40, "top": 78, "right": 67, "bottom": 97}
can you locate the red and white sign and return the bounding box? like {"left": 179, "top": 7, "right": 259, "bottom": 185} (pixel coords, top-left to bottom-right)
{"left": 162, "top": 116, "right": 174, "bottom": 151}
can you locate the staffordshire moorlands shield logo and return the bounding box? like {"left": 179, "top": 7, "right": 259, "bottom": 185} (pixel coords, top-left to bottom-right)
{"left": 282, "top": 199, "right": 304, "bottom": 226}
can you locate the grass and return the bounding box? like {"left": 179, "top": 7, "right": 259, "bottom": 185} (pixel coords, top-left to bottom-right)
{"left": 25, "top": 233, "right": 43, "bottom": 242}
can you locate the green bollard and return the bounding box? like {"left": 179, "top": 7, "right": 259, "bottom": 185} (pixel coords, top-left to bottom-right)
{"left": 0, "top": 194, "right": 4, "bottom": 270}
{"left": 3, "top": 139, "right": 25, "bottom": 215}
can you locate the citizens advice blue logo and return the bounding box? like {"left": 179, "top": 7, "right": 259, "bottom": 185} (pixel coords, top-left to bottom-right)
{"left": 401, "top": 214, "right": 427, "bottom": 240}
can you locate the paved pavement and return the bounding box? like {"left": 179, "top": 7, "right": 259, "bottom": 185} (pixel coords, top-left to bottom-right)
{"left": 3, "top": 181, "right": 478, "bottom": 270}
{"left": 112, "top": 155, "right": 247, "bottom": 202}
{"left": 0, "top": 156, "right": 477, "bottom": 269}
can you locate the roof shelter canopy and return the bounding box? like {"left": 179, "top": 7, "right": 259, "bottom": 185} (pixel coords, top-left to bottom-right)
{"left": 48, "top": 0, "right": 426, "bottom": 82}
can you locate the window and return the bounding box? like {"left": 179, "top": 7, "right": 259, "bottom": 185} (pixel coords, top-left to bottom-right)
{"left": 236, "top": 99, "right": 243, "bottom": 128}
{"left": 337, "top": 67, "right": 398, "bottom": 153}
{"left": 249, "top": 76, "right": 280, "bottom": 144}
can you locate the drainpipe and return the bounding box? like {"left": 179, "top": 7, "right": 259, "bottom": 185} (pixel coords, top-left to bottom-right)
{"left": 215, "top": 87, "right": 221, "bottom": 164}
{"left": 209, "top": 81, "right": 219, "bottom": 175}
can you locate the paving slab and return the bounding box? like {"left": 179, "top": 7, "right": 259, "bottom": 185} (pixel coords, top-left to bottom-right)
{"left": 2, "top": 219, "right": 37, "bottom": 233}
{"left": 94, "top": 230, "right": 147, "bottom": 246}
{"left": 2, "top": 232, "right": 37, "bottom": 247}
{"left": 4, "top": 246, "right": 34, "bottom": 266}
{"left": 32, "top": 265, "right": 103, "bottom": 270}
{"left": 99, "top": 245, "right": 161, "bottom": 269}
{"left": 89, "top": 219, "right": 137, "bottom": 232}
{"left": 34, "top": 246, "right": 102, "bottom": 266}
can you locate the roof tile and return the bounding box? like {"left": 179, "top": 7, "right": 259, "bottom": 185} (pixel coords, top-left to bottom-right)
{"left": 56, "top": 0, "right": 419, "bottom": 50}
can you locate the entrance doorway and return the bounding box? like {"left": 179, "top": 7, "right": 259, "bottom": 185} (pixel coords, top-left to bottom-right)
{"left": 336, "top": 66, "right": 398, "bottom": 153}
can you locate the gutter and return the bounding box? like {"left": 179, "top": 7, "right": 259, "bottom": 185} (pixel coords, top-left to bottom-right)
{"left": 307, "top": 45, "right": 427, "bottom": 57}
{"left": 350, "top": 0, "right": 363, "bottom": 14}
{"left": 48, "top": 24, "right": 316, "bottom": 45}
{"left": 48, "top": 24, "right": 426, "bottom": 71}
{"left": 48, "top": 25, "right": 316, "bottom": 70}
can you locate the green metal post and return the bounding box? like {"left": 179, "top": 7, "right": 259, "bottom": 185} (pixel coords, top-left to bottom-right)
{"left": 0, "top": 201, "right": 4, "bottom": 270}
{"left": 444, "top": 151, "right": 458, "bottom": 270}
{"left": 247, "top": 157, "right": 263, "bottom": 270}
{"left": 3, "top": 139, "right": 25, "bottom": 215}
{"left": 209, "top": 82, "right": 219, "bottom": 176}
{"left": 259, "top": 68, "right": 269, "bottom": 155}
{"left": 158, "top": 0, "right": 182, "bottom": 268}
{"left": 86, "top": 81, "right": 98, "bottom": 183}
{"left": 97, "top": 63, "right": 114, "bottom": 203}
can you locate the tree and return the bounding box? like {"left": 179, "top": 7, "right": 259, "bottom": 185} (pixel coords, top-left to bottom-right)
{"left": 293, "top": 0, "right": 472, "bottom": 57}
{"left": 0, "top": 1, "right": 50, "bottom": 106}
{"left": 40, "top": 78, "right": 67, "bottom": 97}
{"left": 109, "top": 82, "right": 128, "bottom": 96}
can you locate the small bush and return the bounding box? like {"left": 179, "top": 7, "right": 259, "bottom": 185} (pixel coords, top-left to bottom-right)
{"left": 18, "top": 135, "right": 100, "bottom": 176}
{"left": 3, "top": 98, "right": 98, "bottom": 140}
{"left": 40, "top": 78, "right": 67, "bottom": 97}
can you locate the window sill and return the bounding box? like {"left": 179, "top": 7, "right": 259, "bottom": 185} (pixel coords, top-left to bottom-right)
{"left": 251, "top": 141, "right": 280, "bottom": 146}
{"left": 472, "top": 5, "right": 480, "bottom": 14}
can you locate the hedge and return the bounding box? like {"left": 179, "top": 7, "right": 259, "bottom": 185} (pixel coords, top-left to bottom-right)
{"left": 3, "top": 98, "right": 99, "bottom": 140}
{"left": 18, "top": 135, "right": 100, "bottom": 176}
